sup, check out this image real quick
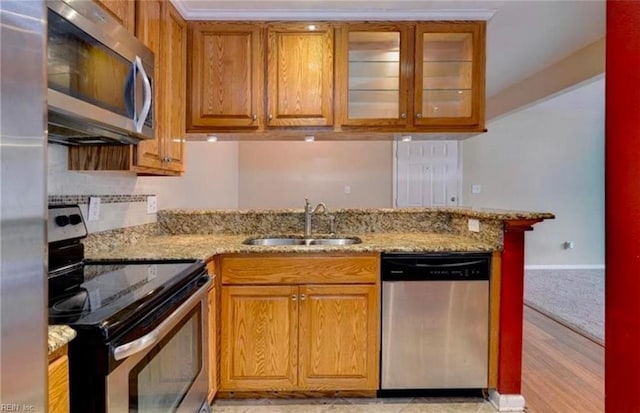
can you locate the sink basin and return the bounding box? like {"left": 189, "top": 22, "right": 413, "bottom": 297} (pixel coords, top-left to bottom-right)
{"left": 243, "top": 236, "right": 362, "bottom": 246}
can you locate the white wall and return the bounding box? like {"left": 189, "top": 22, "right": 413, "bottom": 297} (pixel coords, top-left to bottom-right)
{"left": 160, "top": 142, "right": 239, "bottom": 209}
{"left": 237, "top": 141, "right": 393, "bottom": 209}
{"left": 47, "top": 142, "right": 239, "bottom": 231}
{"left": 463, "top": 78, "right": 605, "bottom": 267}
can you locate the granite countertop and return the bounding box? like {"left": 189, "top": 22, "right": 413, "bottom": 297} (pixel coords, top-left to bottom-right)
{"left": 162, "top": 207, "right": 555, "bottom": 221}
{"left": 86, "top": 232, "right": 498, "bottom": 261}
{"left": 48, "top": 325, "right": 76, "bottom": 356}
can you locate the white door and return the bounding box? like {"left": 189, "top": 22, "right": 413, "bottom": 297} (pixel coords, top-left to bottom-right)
{"left": 395, "top": 140, "right": 460, "bottom": 207}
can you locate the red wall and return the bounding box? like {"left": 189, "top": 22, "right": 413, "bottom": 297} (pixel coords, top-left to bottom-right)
{"left": 606, "top": 1, "right": 640, "bottom": 412}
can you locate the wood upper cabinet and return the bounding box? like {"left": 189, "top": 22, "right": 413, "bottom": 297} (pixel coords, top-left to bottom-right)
{"left": 162, "top": 3, "right": 187, "bottom": 172}
{"left": 221, "top": 285, "right": 298, "bottom": 390}
{"left": 414, "top": 22, "right": 486, "bottom": 129}
{"left": 219, "top": 253, "right": 379, "bottom": 392}
{"left": 337, "top": 23, "right": 412, "bottom": 127}
{"left": 187, "top": 22, "right": 264, "bottom": 130}
{"left": 134, "top": 0, "right": 186, "bottom": 174}
{"left": 266, "top": 23, "right": 334, "bottom": 127}
{"left": 95, "top": 0, "right": 135, "bottom": 33}
{"left": 337, "top": 21, "right": 486, "bottom": 132}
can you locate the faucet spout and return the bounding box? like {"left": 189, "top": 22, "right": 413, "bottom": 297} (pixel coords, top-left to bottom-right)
{"left": 303, "top": 199, "right": 327, "bottom": 238}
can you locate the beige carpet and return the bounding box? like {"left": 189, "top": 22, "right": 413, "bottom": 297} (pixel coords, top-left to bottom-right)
{"left": 524, "top": 268, "right": 604, "bottom": 344}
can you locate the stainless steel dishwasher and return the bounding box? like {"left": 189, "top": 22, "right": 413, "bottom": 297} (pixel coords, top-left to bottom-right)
{"left": 380, "top": 253, "right": 490, "bottom": 392}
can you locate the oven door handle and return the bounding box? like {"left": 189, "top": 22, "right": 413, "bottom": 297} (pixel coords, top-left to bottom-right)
{"left": 113, "top": 276, "right": 211, "bottom": 361}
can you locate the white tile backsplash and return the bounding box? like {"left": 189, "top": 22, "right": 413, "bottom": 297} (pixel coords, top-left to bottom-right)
{"left": 48, "top": 144, "right": 162, "bottom": 233}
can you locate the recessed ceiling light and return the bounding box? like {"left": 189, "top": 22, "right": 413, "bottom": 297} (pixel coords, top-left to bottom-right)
{"left": 207, "top": 135, "right": 218, "bottom": 143}
{"left": 304, "top": 135, "right": 315, "bottom": 142}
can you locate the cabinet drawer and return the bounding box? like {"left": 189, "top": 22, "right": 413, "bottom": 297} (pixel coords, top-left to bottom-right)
{"left": 221, "top": 253, "right": 379, "bottom": 284}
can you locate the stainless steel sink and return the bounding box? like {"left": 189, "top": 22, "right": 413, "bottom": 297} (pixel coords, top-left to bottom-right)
{"left": 243, "top": 236, "right": 362, "bottom": 246}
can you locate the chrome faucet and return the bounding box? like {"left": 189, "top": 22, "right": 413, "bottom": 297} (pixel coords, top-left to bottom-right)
{"left": 304, "top": 198, "right": 326, "bottom": 238}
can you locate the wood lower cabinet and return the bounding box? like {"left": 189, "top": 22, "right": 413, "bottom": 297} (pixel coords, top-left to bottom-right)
{"left": 207, "top": 259, "right": 220, "bottom": 402}
{"left": 219, "top": 253, "right": 379, "bottom": 392}
{"left": 222, "top": 285, "right": 298, "bottom": 390}
{"left": 48, "top": 346, "right": 70, "bottom": 413}
{"left": 298, "top": 284, "right": 378, "bottom": 390}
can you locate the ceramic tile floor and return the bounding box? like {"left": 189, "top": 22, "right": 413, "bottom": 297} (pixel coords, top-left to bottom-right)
{"left": 211, "top": 397, "right": 496, "bottom": 413}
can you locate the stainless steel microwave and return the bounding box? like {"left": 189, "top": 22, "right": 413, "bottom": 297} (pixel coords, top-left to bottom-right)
{"left": 47, "top": 0, "right": 155, "bottom": 145}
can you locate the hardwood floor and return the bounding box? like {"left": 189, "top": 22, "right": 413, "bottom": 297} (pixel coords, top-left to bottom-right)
{"left": 522, "top": 306, "right": 604, "bottom": 413}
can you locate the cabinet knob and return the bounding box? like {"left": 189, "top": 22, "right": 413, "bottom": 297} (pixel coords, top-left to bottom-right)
{"left": 300, "top": 294, "right": 306, "bottom": 301}
{"left": 400, "top": 113, "right": 407, "bottom": 119}
{"left": 416, "top": 113, "right": 423, "bottom": 119}
{"left": 268, "top": 114, "right": 273, "bottom": 121}
{"left": 252, "top": 114, "right": 257, "bottom": 121}
{"left": 292, "top": 294, "right": 297, "bottom": 301}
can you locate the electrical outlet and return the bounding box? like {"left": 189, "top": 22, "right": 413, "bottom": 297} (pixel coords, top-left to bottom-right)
{"left": 88, "top": 197, "right": 100, "bottom": 221}
{"left": 344, "top": 185, "right": 351, "bottom": 194}
{"left": 468, "top": 218, "right": 480, "bottom": 232}
{"left": 147, "top": 195, "right": 158, "bottom": 214}
{"left": 472, "top": 184, "right": 482, "bottom": 194}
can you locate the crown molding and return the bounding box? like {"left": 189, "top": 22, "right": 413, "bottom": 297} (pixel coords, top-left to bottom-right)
{"left": 169, "top": 2, "right": 496, "bottom": 21}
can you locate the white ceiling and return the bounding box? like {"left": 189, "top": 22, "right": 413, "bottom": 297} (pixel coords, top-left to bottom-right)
{"left": 172, "top": 0, "right": 605, "bottom": 98}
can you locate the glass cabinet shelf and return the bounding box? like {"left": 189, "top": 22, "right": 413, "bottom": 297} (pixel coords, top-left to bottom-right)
{"left": 347, "top": 30, "right": 402, "bottom": 120}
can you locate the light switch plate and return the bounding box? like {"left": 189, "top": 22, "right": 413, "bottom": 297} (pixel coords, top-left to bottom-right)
{"left": 147, "top": 195, "right": 158, "bottom": 214}
{"left": 468, "top": 218, "right": 480, "bottom": 232}
{"left": 88, "top": 197, "right": 100, "bottom": 221}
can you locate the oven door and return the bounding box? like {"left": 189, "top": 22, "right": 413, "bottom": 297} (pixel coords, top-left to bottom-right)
{"left": 106, "top": 278, "right": 211, "bottom": 413}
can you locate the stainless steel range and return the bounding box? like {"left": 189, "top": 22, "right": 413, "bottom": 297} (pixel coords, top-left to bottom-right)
{"left": 48, "top": 205, "right": 211, "bottom": 413}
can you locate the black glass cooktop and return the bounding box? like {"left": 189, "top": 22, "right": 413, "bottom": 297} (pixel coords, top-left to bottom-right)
{"left": 48, "top": 260, "right": 205, "bottom": 338}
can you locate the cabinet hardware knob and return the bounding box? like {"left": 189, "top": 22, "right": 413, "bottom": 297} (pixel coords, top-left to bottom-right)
{"left": 292, "top": 294, "right": 297, "bottom": 301}
{"left": 400, "top": 113, "right": 406, "bottom": 119}
{"left": 300, "top": 294, "right": 306, "bottom": 301}
{"left": 268, "top": 114, "right": 273, "bottom": 121}
{"left": 416, "top": 113, "right": 423, "bottom": 119}
{"left": 252, "top": 114, "right": 257, "bottom": 121}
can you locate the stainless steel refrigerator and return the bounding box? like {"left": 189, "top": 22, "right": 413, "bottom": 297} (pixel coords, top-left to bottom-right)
{"left": 0, "top": 1, "right": 48, "bottom": 410}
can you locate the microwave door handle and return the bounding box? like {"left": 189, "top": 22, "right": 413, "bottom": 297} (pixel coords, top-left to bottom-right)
{"left": 134, "top": 56, "right": 152, "bottom": 133}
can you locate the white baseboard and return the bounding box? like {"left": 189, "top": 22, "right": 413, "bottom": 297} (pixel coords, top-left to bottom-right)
{"left": 525, "top": 264, "right": 605, "bottom": 270}
{"left": 488, "top": 389, "right": 526, "bottom": 412}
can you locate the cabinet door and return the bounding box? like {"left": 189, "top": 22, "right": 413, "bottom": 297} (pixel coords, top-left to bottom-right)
{"left": 221, "top": 285, "right": 298, "bottom": 390}
{"left": 267, "top": 23, "right": 334, "bottom": 127}
{"left": 338, "top": 23, "right": 411, "bottom": 127}
{"left": 414, "top": 22, "right": 485, "bottom": 128}
{"left": 298, "top": 284, "right": 379, "bottom": 390}
{"left": 134, "top": 0, "right": 164, "bottom": 170}
{"left": 95, "top": 0, "right": 135, "bottom": 33}
{"left": 188, "top": 22, "right": 264, "bottom": 130}
{"left": 207, "top": 284, "right": 217, "bottom": 402}
{"left": 163, "top": 2, "right": 187, "bottom": 173}
{"left": 48, "top": 353, "right": 70, "bottom": 413}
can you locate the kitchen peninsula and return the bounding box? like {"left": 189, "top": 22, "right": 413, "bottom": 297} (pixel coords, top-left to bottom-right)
{"left": 83, "top": 207, "right": 553, "bottom": 412}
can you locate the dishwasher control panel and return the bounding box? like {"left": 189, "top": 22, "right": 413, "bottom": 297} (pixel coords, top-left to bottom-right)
{"left": 381, "top": 253, "right": 490, "bottom": 281}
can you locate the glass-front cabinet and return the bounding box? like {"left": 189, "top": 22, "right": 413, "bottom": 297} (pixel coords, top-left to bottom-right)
{"left": 414, "top": 22, "right": 485, "bottom": 128}
{"left": 338, "top": 21, "right": 485, "bottom": 131}
{"left": 339, "top": 24, "right": 410, "bottom": 127}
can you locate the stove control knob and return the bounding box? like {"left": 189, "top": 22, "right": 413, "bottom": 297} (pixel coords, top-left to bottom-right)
{"left": 69, "top": 214, "right": 82, "bottom": 225}
{"left": 55, "top": 215, "right": 70, "bottom": 227}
